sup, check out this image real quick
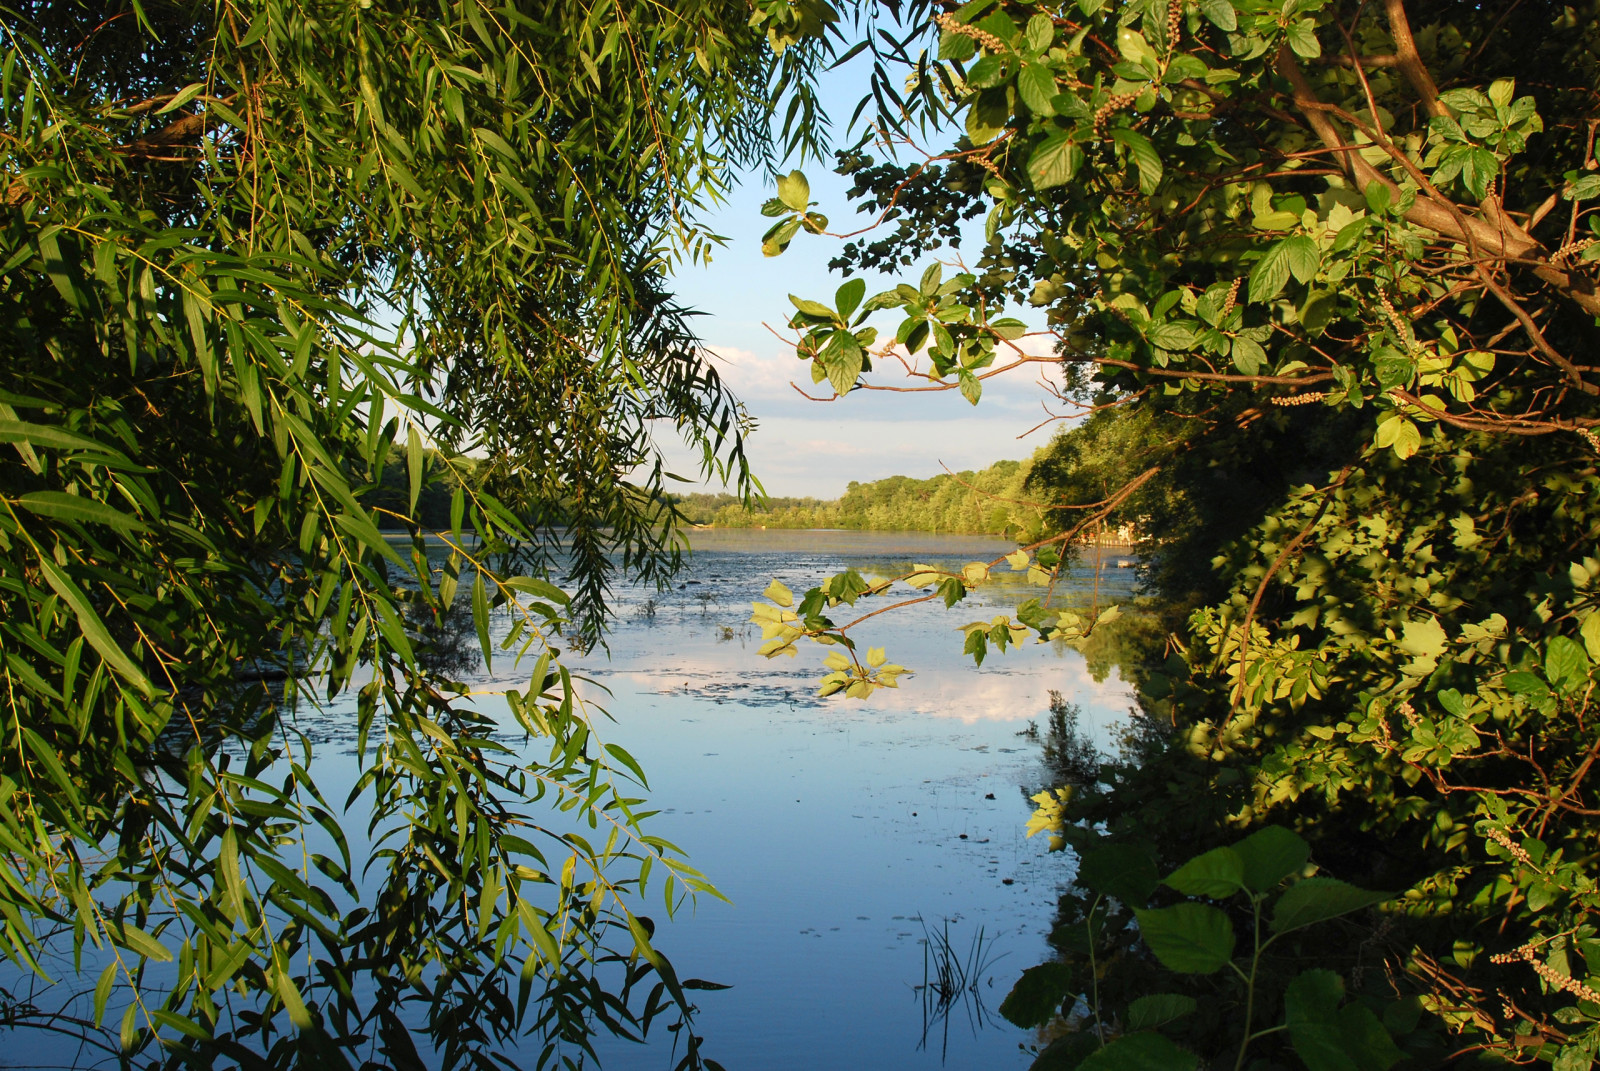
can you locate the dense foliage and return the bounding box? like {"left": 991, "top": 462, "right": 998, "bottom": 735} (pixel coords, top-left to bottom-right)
{"left": 672, "top": 454, "right": 1052, "bottom": 536}
{"left": 752, "top": 0, "right": 1600, "bottom": 1066}
{"left": 0, "top": 0, "right": 821, "bottom": 1065}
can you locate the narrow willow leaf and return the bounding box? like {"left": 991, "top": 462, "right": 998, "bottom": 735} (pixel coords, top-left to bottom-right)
{"left": 37, "top": 558, "right": 152, "bottom": 693}
{"left": 16, "top": 491, "right": 145, "bottom": 531}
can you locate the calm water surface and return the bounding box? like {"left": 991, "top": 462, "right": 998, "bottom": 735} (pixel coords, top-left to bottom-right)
{"left": 1, "top": 531, "right": 1141, "bottom": 1070}
{"left": 564, "top": 531, "right": 1140, "bottom": 1070}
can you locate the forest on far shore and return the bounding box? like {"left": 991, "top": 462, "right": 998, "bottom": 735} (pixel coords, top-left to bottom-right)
{"left": 670, "top": 455, "right": 1049, "bottom": 537}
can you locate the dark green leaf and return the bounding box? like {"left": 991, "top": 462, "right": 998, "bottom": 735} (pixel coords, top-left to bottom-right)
{"left": 1163, "top": 846, "right": 1245, "bottom": 898}
{"left": 1233, "top": 826, "right": 1311, "bottom": 892}
{"left": 1126, "top": 993, "right": 1197, "bottom": 1030}
{"left": 1134, "top": 903, "right": 1236, "bottom": 973}
{"left": 1271, "top": 879, "right": 1391, "bottom": 933}
{"left": 1078, "top": 1030, "right": 1199, "bottom": 1071}
{"left": 1077, "top": 843, "right": 1160, "bottom": 905}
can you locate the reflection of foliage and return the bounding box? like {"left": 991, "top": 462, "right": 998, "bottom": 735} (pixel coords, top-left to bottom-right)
{"left": 1035, "top": 691, "right": 1101, "bottom": 791}
{"left": 406, "top": 597, "right": 482, "bottom": 681}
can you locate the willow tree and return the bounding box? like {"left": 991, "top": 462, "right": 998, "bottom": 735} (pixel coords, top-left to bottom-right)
{"left": 0, "top": 0, "right": 821, "bottom": 1065}
{"left": 756, "top": 0, "right": 1600, "bottom": 1065}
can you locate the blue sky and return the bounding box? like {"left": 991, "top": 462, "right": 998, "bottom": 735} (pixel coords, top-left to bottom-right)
{"left": 657, "top": 60, "right": 1069, "bottom": 500}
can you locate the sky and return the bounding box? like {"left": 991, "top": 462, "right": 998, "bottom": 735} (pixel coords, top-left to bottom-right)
{"left": 654, "top": 58, "right": 1071, "bottom": 500}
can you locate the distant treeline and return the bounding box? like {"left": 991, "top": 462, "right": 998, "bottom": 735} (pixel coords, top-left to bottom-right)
{"left": 668, "top": 456, "right": 1049, "bottom": 538}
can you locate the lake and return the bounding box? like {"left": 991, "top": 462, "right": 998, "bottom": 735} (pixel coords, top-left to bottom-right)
{"left": 0, "top": 530, "right": 1141, "bottom": 1070}
{"left": 564, "top": 531, "right": 1141, "bottom": 1070}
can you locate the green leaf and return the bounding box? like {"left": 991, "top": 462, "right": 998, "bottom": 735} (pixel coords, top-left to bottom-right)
{"left": 472, "top": 571, "right": 493, "bottom": 672}
{"left": 1283, "top": 235, "right": 1321, "bottom": 283}
{"left": 1025, "top": 13, "right": 1055, "bottom": 53}
{"left": 820, "top": 329, "right": 865, "bottom": 396}
{"left": 1231, "top": 336, "right": 1266, "bottom": 375}
{"left": 763, "top": 579, "right": 794, "bottom": 607}
{"left": 1163, "top": 846, "right": 1245, "bottom": 898}
{"left": 1249, "top": 241, "right": 1292, "bottom": 303}
{"left": 1233, "top": 826, "right": 1311, "bottom": 892}
{"left": 1111, "top": 128, "right": 1162, "bottom": 194}
{"left": 1286, "top": 970, "right": 1404, "bottom": 1071}
{"left": 37, "top": 557, "right": 152, "bottom": 693}
{"left": 155, "top": 82, "right": 206, "bottom": 114}
{"left": 406, "top": 424, "right": 424, "bottom": 516}
{"left": 1126, "top": 993, "right": 1198, "bottom": 1030}
{"left": 1078, "top": 1032, "right": 1199, "bottom": 1071}
{"left": 1271, "top": 878, "right": 1391, "bottom": 933}
{"left": 1077, "top": 843, "right": 1160, "bottom": 905}
{"left": 15, "top": 491, "right": 145, "bottom": 531}
{"left": 999, "top": 961, "right": 1075, "bottom": 1028}
{"left": 836, "top": 278, "right": 866, "bottom": 320}
{"left": 1198, "top": 0, "right": 1237, "bottom": 30}
{"left": 503, "top": 575, "right": 571, "bottom": 605}
{"left": 1028, "top": 133, "right": 1083, "bottom": 190}
{"left": 1397, "top": 618, "right": 1447, "bottom": 658}
{"left": 117, "top": 923, "right": 173, "bottom": 963}
{"left": 1019, "top": 64, "right": 1059, "bottom": 115}
{"left": 1546, "top": 636, "right": 1590, "bottom": 694}
{"left": 777, "top": 170, "right": 811, "bottom": 212}
{"left": 1285, "top": 19, "right": 1321, "bottom": 58}
{"left": 789, "top": 294, "right": 836, "bottom": 320}
{"left": 1134, "top": 903, "right": 1236, "bottom": 973}
{"left": 1147, "top": 322, "right": 1196, "bottom": 351}
{"left": 1581, "top": 613, "right": 1600, "bottom": 661}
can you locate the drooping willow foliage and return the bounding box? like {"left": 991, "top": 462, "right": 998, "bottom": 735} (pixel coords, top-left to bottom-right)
{"left": 0, "top": 0, "right": 825, "bottom": 1065}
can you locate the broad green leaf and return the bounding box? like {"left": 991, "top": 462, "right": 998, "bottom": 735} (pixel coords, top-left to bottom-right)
{"left": 1147, "top": 322, "right": 1196, "bottom": 351}
{"left": 1079, "top": 1032, "right": 1199, "bottom": 1071}
{"left": 999, "top": 961, "right": 1075, "bottom": 1028}
{"left": 1285, "top": 19, "right": 1321, "bottom": 58}
{"left": 1397, "top": 618, "right": 1447, "bottom": 658}
{"left": 1581, "top": 613, "right": 1600, "bottom": 661}
{"left": 1134, "top": 903, "right": 1236, "bottom": 973}
{"left": 836, "top": 278, "right": 866, "bottom": 320}
{"left": 1077, "top": 842, "right": 1160, "bottom": 904}
{"left": 1111, "top": 128, "right": 1162, "bottom": 194}
{"left": 1019, "top": 64, "right": 1058, "bottom": 115}
{"left": 1233, "top": 826, "right": 1311, "bottom": 891}
{"left": 1271, "top": 878, "right": 1391, "bottom": 933}
{"left": 1546, "top": 635, "right": 1590, "bottom": 694}
{"left": 1028, "top": 133, "right": 1083, "bottom": 190}
{"left": 777, "top": 170, "right": 810, "bottom": 212}
{"left": 789, "top": 294, "right": 835, "bottom": 319}
{"left": 1283, "top": 235, "right": 1321, "bottom": 283}
{"left": 1198, "top": 0, "right": 1237, "bottom": 30}
{"left": 1164, "top": 846, "right": 1245, "bottom": 898}
{"left": 1249, "top": 241, "right": 1292, "bottom": 303}
{"left": 1126, "top": 993, "right": 1197, "bottom": 1030}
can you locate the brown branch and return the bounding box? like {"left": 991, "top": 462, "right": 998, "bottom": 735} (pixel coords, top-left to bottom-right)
{"left": 1382, "top": 0, "right": 1447, "bottom": 118}
{"left": 1274, "top": 48, "right": 1600, "bottom": 317}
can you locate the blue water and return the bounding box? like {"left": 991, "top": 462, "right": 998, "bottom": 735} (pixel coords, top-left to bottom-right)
{"left": 0, "top": 531, "right": 1142, "bottom": 1070}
